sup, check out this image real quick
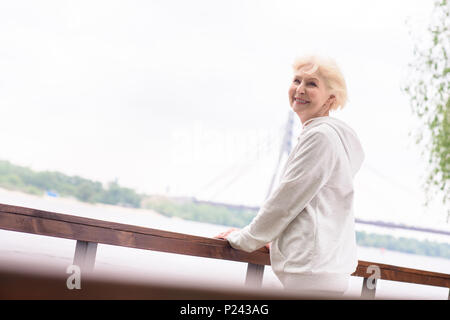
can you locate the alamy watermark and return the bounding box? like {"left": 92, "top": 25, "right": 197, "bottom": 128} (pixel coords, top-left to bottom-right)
{"left": 366, "top": 264, "right": 381, "bottom": 290}
{"left": 170, "top": 121, "right": 281, "bottom": 166}
{"left": 66, "top": 264, "right": 81, "bottom": 290}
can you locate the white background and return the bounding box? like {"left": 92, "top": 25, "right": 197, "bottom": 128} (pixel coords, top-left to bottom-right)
{"left": 0, "top": 0, "right": 448, "bottom": 228}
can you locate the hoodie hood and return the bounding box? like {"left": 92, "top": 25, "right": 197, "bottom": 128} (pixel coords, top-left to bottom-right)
{"left": 301, "top": 116, "right": 365, "bottom": 177}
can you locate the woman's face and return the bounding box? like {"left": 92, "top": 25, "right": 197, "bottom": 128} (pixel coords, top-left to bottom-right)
{"left": 288, "top": 67, "right": 334, "bottom": 122}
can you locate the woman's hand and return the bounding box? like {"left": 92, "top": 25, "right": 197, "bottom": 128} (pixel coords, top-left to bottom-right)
{"left": 213, "top": 227, "right": 240, "bottom": 240}
{"left": 214, "top": 228, "right": 271, "bottom": 252}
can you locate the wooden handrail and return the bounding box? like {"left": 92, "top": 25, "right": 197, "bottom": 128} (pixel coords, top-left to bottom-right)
{"left": 0, "top": 203, "right": 449, "bottom": 298}
{"left": 0, "top": 203, "right": 269, "bottom": 265}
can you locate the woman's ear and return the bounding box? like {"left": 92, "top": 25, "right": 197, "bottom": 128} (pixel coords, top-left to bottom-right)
{"left": 327, "top": 95, "right": 336, "bottom": 109}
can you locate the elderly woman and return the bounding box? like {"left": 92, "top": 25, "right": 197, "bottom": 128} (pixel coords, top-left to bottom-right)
{"left": 214, "top": 55, "right": 365, "bottom": 296}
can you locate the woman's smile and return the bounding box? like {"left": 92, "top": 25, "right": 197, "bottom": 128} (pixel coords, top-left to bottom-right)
{"left": 294, "top": 97, "right": 310, "bottom": 104}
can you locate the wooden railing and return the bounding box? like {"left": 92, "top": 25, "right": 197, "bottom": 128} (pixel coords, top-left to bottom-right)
{"left": 0, "top": 203, "right": 449, "bottom": 299}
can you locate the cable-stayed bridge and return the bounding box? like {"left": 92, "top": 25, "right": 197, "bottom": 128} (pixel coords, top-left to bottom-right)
{"left": 189, "top": 110, "right": 449, "bottom": 237}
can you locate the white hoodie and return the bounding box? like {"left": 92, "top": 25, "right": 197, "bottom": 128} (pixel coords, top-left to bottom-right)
{"left": 227, "top": 115, "right": 365, "bottom": 293}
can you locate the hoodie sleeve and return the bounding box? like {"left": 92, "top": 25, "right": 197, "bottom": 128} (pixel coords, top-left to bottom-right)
{"left": 227, "top": 129, "right": 338, "bottom": 252}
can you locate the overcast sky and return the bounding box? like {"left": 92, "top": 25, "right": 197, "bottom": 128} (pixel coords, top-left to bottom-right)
{"left": 0, "top": 0, "right": 448, "bottom": 228}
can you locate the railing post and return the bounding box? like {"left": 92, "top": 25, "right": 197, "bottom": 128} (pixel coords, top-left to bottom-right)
{"left": 245, "top": 263, "right": 264, "bottom": 287}
{"left": 361, "top": 277, "right": 376, "bottom": 299}
{"left": 73, "top": 240, "right": 98, "bottom": 273}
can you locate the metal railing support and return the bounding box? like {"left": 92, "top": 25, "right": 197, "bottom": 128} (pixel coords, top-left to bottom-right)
{"left": 361, "top": 277, "right": 377, "bottom": 299}
{"left": 245, "top": 263, "right": 264, "bottom": 287}
{"left": 73, "top": 240, "right": 98, "bottom": 273}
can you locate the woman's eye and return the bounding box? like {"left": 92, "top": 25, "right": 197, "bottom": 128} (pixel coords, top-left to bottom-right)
{"left": 308, "top": 82, "right": 316, "bottom": 86}
{"left": 293, "top": 79, "right": 300, "bottom": 84}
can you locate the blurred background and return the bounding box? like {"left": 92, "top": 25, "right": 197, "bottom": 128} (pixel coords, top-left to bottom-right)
{"left": 0, "top": 0, "right": 448, "bottom": 298}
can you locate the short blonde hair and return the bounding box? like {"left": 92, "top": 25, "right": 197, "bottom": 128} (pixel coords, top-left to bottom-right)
{"left": 292, "top": 55, "right": 348, "bottom": 111}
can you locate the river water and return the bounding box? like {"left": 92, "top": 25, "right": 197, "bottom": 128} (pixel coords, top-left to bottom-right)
{"left": 0, "top": 188, "right": 448, "bottom": 299}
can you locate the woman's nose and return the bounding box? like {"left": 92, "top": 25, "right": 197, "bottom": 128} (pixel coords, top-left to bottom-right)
{"left": 296, "top": 83, "right": 305, "bottom": 94}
